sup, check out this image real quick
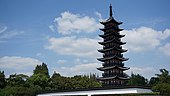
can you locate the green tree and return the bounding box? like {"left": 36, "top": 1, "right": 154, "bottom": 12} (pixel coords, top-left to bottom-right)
{"left": 155, "top": 69, "right": 170, "bottom": 83}
{"left": 26, "top": 63, "right": 51, "bottom": 90}
{"left": 33, "top": 62, "right": 50, "bottom": 78}
{"left": 50, "top": 72, "right": 72, "bottom": 90}
{"left": 71, "top": 75, "right": 101, "bottom": 89}
{"left": 128, "top": 73, "right": 148, "bottom": 86}
{"left": 29, "top": 73, "right": 50, "bottom": 89}
{"left": 6, "top": 74, "right": 28, "bottom": 87}
{"left": 149, "top": 77, "right": 159, "bottom": 86}
{"left": 152, "top": 83, "right": 170, "bottom": 95}
{"left": 0, "top": 86, "right": 36, "bottom": 96}
{"left": 152, "top": 69, "right": 170, "bottom": 95}
{"left": 50, "top": 72, "right": 61, "bottom": 90}
{"left": 50, "top": 72, "right": 101, "bottom": 90}
{"left": 0, "top": 71, "right": 6, "bottom": 89}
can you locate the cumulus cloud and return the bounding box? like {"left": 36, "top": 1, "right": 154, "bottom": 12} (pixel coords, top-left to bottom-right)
{"left": 122, "top": 27, "right": 170, "bottom": 52}
{"left": 0, "top": 56, "right": 41, "bottom": 69}
{"left": 45, "top": 36, "right": 101, "bottom": 58}
{"left": 159, "top": 43, "right": 170, "bottom": 56}
{"left": 159, "top": 29, "right": 170, "bottom": 39}
{"left": 126, "top": 66, "right": 158, "bottom": 79}
{"left": 53, "top": 11, "right": 101, "bottom": 35}
{"left": 0, "top": 56, "right": 41, "bottom": 76}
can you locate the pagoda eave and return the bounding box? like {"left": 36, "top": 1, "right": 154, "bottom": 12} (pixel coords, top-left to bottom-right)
{"left": 98, "top": 47, "right": 127, "bottom": 53}
{"left": 99, "top": 33, "right": 125, "bottom": 38}
{"left": 98, "top": 40, "right": 126, "bottom": 45}
{"left": 100, "top": 28, "right": 124, "bottom": 32}
{"left": 100, "top": 17, "right": 123, "bottom": 25}
{"left": 97, "top": 56, "right": 128, "bottom": 62}
{"left": 97, "top": 76, "right": 129, "bottom": 80}
{"left": 97, "top": 66, "right": 130, "bottom": 71}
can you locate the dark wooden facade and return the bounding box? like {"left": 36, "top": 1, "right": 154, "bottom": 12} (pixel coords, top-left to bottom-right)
{"left": 97, "top": 4, "right": 130, "bottom": 86}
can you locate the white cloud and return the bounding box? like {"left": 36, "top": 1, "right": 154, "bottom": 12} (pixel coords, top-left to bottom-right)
{"left": 0, "top": 56, "right": 41, "bottom": 76}
{"left": 56, "top": 59, "right": 67, "bottom": 65}
{"left": 36, "top": 53, "right": 43, "bottom": 57}
{"left": 74, "top": 58, "right": 81, "bottom": 64}
{"left": 0, "top": 29, "right": 24, "bottom": 43}
{"left": 126, "top": 66, "right": 158, "bottom": 79}
{"left": 45, "top": 36, "right": 101, "bottom": 58}
{"left": 49, "top": 25, "right": 55, "bottom": 32}
{"left": 53, "top": 62, "right": 100, "bottom": 76}
{"left": 159, "top": 43, "right": 170, "bottom": 56}
{"left": 122, "top": 27, "right": 170, "bottom": 52}
{"left": 0, "top": 30, "right": 24, "bottom": 39}
{"left": 54, "top": 11, "right": 101, "bottom": 35}
{"left": 74, "top": 58, "right": 90, "bottom": 65}
{"left": 95, "top": 12, "right": 104, "bottom": 21}
{"left": 159, "top": 29, "right": 170, "bottom": 39}
{"left": 0, "top": 56, "right": 41, "bottom": 69}
{"left": 0, "top": 25, "right": 7, "bottom": 34}
{"left": 0, "top": 25, "right": 24, "bottom": 43}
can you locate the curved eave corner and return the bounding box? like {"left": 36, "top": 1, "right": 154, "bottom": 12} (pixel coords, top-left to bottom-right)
{"left": 97, "top": 75, "right": 129, "bottom": 80}
{"left": 100, "top": 18, "right": 123, "bottom": 25}
{"left": 97, "top": 66, "right": 130, "bottom": 71}
{"left": 98, "top": 47, "right": 127, "bottom": 53}
{"left": 97, "top": 56, "right": 129, "bottom": 62}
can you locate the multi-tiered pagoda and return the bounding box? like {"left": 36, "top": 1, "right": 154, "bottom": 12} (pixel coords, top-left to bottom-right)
{"left": 97, "top": 4, "right": 130, "bottom": 86}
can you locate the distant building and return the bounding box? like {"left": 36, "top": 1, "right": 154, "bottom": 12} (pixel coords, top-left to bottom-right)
{"left": 97, "top": 4, "right": 130, "bottom": 86}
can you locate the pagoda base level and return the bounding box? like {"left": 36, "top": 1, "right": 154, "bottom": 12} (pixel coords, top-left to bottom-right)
{"left": 101, "top": 80, "right": 127, "bottom": 87}
{"left": 97, "top": 76, "right": 129, "bottom": 87}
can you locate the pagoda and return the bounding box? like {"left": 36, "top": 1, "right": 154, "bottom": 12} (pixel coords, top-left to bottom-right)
{"left": 97, "top": 4, "right": 130, "bottom": 86}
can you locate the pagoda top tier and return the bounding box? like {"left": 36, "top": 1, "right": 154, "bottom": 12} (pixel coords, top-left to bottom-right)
{"left": 100, "top": 4, "right": 122, "bottom": 25}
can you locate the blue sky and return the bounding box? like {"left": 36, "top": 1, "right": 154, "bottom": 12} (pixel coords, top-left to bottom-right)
{"left": 0, "top": 0, "right": 170, "bottom": 79}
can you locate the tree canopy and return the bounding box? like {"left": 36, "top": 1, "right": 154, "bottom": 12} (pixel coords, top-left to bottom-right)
{"left": 0, "top": 63, "right": 101, "bottom": 96}
{"left": 0, "top": 71, "right": 6, "bottom": 89}
{"left": 152, "top": 69, "right": 170, "bottom": 95}
{"left": 127, "top": 73, "right": 148, "bottom": 86}
{"left": 1, "top": 63, "right": 170, "bottom": 95}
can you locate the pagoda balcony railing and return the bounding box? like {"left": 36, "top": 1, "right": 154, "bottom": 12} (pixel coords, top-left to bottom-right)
{"left": 103, "top": 45, "right": 122, "bottom": 50}
{"left": 103, "top": 63, "right": 124, "bottom": 67}
{"left": 103, "top": 54, "right": 123, "bottom": 58}
{"left": 104, "top": 37, "right": 121, "bottom": 42}
{"left": 102, "top": 73, "right": 124, "bottom": 77}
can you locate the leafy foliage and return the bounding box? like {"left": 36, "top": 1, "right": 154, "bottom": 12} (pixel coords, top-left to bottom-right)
{"left": 50, "top": 72, "right": 101, "bottom": 90}
{"left": 0, "top": 71, "right": 6, "bottom": 89}
{"left": 151, "top": 69, "right": 170, "bottom": 95}
{"left": 127, "top": 73, "right": 148, "bottom": 86}
{"left": 148, "top": 77, "right": 159, "bottom": 86}
{"left": 28, "top": 73, "right": 50, "bottom": 89}
{"left": 6, "top": 74, "right": 29, "bottom": 87}
{"left": 0, "top": 63, "right": 101, "bottom": 95}
{"left": 1, "top": 62, "right": 170, "bottom": 95}
{"left": 33, "top": 62, "right": 50, "bottom": 78}
{"left": 0, "top": 86, "right": 36, "bottom": 96}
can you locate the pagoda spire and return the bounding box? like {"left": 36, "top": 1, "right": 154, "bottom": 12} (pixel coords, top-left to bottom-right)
{"left": 109, "top": 4, "right": 113, "bottom": 17}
